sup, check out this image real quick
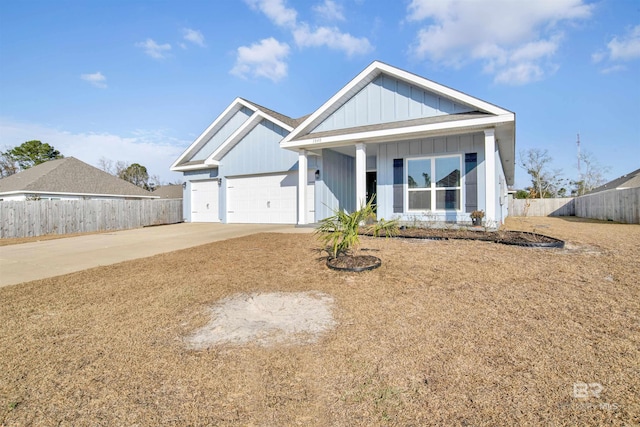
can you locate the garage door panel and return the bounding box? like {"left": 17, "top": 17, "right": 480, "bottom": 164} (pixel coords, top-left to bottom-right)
{"left": 191, "top": 180, "right": 220, "bottom": 222}
{"left": 227, "top": 172, "right": 306, "bottom": 224}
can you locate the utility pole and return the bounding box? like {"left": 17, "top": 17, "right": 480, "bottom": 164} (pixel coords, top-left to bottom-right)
{"left": 576, "top": 133, "right": 581, "bottom": 176}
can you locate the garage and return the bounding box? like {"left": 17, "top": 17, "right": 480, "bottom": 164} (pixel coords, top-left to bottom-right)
{"left": 190, "top": 180, "right": 220, "bottom": 222}
{"left": 227, "top": 172, "right": 314, "bottom": 224}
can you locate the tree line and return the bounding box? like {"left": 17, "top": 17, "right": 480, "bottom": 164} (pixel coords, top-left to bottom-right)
{"left": 516, "top": 148, "right": 609, "bottom": 198}
{"left": 0, "top": 140, "right": 163, "bottom": 191}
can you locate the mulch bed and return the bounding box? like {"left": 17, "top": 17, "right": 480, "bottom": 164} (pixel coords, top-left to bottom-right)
{"left": 364, "top": 227, "right": 565, "bottom": 247}
{"left": 326, "top": 255, "right": 381, "bottom": 271}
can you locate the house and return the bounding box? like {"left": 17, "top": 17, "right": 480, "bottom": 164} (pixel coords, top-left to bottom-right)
{"left": 0, "top": 157, "right": 158, "bottom": 200}
{"left": 586, "top": 168, "right": 640, "bottom": 194}
{"left": 152, "top": 184, "right": 184, "bottom": 199}
{"left": 171, "top": 61, "right": 515, "bottom": 225}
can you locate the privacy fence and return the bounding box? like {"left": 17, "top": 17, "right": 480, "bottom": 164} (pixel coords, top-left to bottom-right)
{"left": 509, "top": 187, "right": 640, "bottom": 224}
{"left": 0, "top": 199, "right": 183, "bottom": 239}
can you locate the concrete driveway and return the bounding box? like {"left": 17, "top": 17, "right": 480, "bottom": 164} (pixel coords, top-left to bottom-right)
{"left": 0, "top": 223, "right": 313, "bottom": 288}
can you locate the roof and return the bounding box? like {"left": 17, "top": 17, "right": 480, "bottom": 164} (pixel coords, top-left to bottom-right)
{"left": 239, "top": 98, "right": 305, "bottom": 129}
{"left": 152, "top": 184, "right": 183, "bottom": 199}
{"left": 587, "top": 168, "right": 640, "bottom": 194}
{"left": 0, "top": 157, "right": 158, "bottom": 198}
{"left": 171, "top": 97, "right": 306, "bottom": 172}
{"left": 279, "top": 60, "right": 516, "bottom": 185}
{"left": 297, "top": 112, "right": 493, "bottom": 140}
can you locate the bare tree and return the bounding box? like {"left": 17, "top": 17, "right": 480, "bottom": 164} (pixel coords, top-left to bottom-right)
{"left": 572, "top": 151, "right": 610, "bottom": 196}
{"left": 0, "top": 150, "right": 19, "bottom": 178}
{"left": 518, "top": 148, "right": 564, "bottom": 198}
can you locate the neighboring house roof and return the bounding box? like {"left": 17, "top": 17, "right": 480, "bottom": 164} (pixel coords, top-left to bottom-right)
{"left": 171, "top": 97, "right": 303, "bottom": 172}
{"left": 587, "top": 168, "right": 640, "bottom": 194}
{"left": 0, "top": 157, "right": 158, "bottom": 198}
{"left": 152, "top": 184, "right": 183, "bottom": 199}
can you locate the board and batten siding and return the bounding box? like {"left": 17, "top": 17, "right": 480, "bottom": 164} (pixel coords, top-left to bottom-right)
{"left": 315, "top": 149, "right": 356, "bottom": 220}
{"left": 376, "top": 132, "right": 487, "bottom": 222}
{"left": 219, "top": 119, "right": 297, "bottom": 177}
{"left": 188, "top": 106, "right": 253, "bottom": 161}
{"left": 0, "top": 199, "right": 183, "bottom": 238}
{"left": 313, "top": 74, "right": 474, "bottom": 133}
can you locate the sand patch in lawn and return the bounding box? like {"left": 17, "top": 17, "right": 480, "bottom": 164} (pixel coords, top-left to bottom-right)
{"left": 186, "top": 291, "right": 336, "bottom": 348}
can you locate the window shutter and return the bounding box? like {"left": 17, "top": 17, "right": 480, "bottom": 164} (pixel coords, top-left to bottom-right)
{"left": 393, "top": 159, "right": 403, "bottom": 213}
{"left": 465, "top": 153, "right": 478, "bottom": 213}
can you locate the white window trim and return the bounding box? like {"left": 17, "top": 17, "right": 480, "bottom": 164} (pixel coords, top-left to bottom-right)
{"left": 405, "top": 154, "right": 464, "bottom": 213}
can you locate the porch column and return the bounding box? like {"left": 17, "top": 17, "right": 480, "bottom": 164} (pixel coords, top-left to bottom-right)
{"left": 298, "top": 149, "right": 307, "bottom": 225}
{"left": 355, "top": 142, "right": 366, "bottom": 208}
{"left": 484, "top": 129, "right": 496, "bottom": 223}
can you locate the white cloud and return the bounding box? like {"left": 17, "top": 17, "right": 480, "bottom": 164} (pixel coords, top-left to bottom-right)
{"left": 600, "top": 64, "right": 627, "bottom": 74}
{"left": 293, "top": 24, "right": 373, "bottom": 56}
{"left": 592, "top": 25, "right": 640, "bottom": 74}
{"left": 183, "top": 28, "right": 206, "bottom": 47}
{"left": 231, "top": 37, "right": 291, "bottom": 82}
{"left": 0, "top": 118, "right": 186, "bottom": 184}
{"left": 238, "top": 0, "right": 372, "bottom": 76}
{"left": 80, "top": 72, "right": 107, "bottom": 89}
{"left": 406, "top": 0, "right": 592, "bottom": 85}
{"left": 244, "top": 0, "right": 298, "bottom": 28}
{"left": 605, "top": 25, "right": 640, "bottom": 61}
{"left": 136, "top": 38, "right": 172, "bottom": 59}
{"left": 313, "top": 0, "right": 345, "bottom": 21}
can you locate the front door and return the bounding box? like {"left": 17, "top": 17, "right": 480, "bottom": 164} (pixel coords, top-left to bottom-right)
{"left": 366, "top": 171, "right": 377, "bottom": 211}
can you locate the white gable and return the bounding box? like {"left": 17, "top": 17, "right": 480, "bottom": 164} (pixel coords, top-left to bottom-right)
{"left": 188, "top": 106, "right": 253, "bottom": 161}
{"left": 312, "top": 74, "right": 475, "bottom": 133}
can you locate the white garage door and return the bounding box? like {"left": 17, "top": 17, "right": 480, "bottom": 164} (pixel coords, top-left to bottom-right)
{"left": 191, "top": 180, "right": 220, "bottom": 222}
{"left": 227, "top": 172, "right": 315, "bottom": 224}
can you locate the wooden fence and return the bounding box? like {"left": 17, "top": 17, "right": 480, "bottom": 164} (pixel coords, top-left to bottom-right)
{"left": 575, "top": 188, "right": 640, "bottom": 224}
{"left": 0, "top": 199, "right": 183, "bottom": 238}
{"left": 508, "top": 188, "right": 639, "bottom": 224}
{"left": 509, "top": 197, "right": 575, "bottom": 217}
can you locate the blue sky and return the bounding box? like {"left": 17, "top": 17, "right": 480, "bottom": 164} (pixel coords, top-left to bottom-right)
{"left": 1, "top": 0, "right": 638, "bottom": 187}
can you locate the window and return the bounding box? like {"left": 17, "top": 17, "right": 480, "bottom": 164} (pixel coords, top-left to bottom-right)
{"left": 407, "top": 155, "right": 461, "bottom": 211}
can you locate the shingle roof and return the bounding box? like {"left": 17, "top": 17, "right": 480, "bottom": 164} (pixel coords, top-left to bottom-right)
{"left": 0, "top": 157, "right": 157, "bottom": 198}
{"left": 293, "top": 111, "right": 492, "bottom": 141}
{"left": 240, "top": 98, "right": 308, "bottom": 128}
{"left": 152, "top": 184, "right": 183, "bottom": 199}
{"left": 587, "top": 168, "right": 640, "bottom": 194}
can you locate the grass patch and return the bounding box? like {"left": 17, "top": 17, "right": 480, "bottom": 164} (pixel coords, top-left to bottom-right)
{"left": 1, "top": 217, "right": 638, "bottom": 425}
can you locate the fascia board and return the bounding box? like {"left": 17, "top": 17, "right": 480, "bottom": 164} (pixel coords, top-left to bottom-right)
{"left": 170, "top": 97, "right": 258, "bottom": 169}
{"left": 281, "top": 61, "right": 513, "bottom": 146}
{"left": 171, "top": 162, "right": 219, "bottom": 172}
{"left": 375, "top": 62, "right": 512, "bottom": 116}
{"left": 0, "top": 190, "right": 159, "bottom": 199}
{"left": 281, "top": 61, "right": 380, "bottom": 145}
{"left": 206, "top": 110, "right": 294, "bottom": 164}
{"left": 206, "top": 112, "right": 262, "bottom": 163}
{"left": 282, "top": 114, "right": 514, "bottom": 149}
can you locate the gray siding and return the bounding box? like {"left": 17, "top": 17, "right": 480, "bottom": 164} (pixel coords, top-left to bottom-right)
{"left": 219, "top": 119, "right": 296, "bottom": 177}
{"left": 315, "top": 149, "right": 355, "bottom": 220}
{"left": 376, "top": 132, "right": 486, "bottom": 222}
{"left": 189, "top": 106, "right": 253, "bottom": 161}
{"left": 313, "top": 74, "right": 474, "bottom": 133}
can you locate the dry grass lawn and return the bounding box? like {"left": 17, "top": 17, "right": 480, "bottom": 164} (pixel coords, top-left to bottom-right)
{"left": 1, "top": 217, "right": 638, "bottom": 426}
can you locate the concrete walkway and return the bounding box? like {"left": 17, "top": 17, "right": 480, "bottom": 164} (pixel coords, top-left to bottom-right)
{"left": 0, "top": 223, "right": 313, "bottom": 288}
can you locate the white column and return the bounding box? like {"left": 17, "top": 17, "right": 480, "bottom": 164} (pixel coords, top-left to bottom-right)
{"left": 355, "top": 142, "right": 366, "bottom": 208}
{"left": 484, "top": 129, "right": 496, "bottom": 223}
{"left": 298, "top": 149, "right": 307, "bottom": 225}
